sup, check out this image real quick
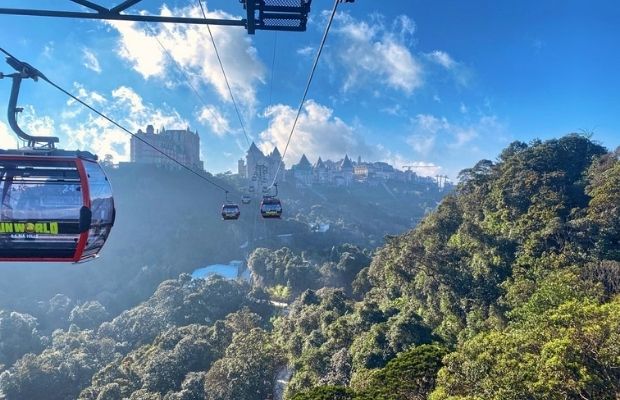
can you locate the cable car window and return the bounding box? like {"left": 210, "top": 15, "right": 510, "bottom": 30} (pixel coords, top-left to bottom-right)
{"left": 83, "top": 161, "right": 113, "bottom": 223}
{"left": 1, "top": 161, "right": 82, "bottom": 221}
{"left": 260, "top": 197, "right": 283, "bottom": 218}
{"left": 0, "top": 159, "right": 82, "bottom": 260}
{"left": 82, "top": 161, "right": 114, "bottom": 258}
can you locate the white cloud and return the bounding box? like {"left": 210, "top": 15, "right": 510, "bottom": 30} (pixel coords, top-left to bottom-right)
{"left": 61, "top": 85, "right": 188, "bottom": 162}
{"left": 18, "top": 106, "right": 56, "bottom": 138}
{"left": 112, "top": 86, "right": 145, "bottom": 113}
{"left": 404, "top": 161, "right": 441, "bottom": 177}
{"left": 75, "top": 83, "right": 107, "bottom": 105}
{"left": 333, "top": 13, "right": 423, "bottom": 95}
{"left": 254, "top": 98, "right": 449, "bottom": 179}
{"left": 406, "top": 113, "right": 504, "bottom": 155}
{"left": 43, "top": 42, "right": 55, "bottom": 59}
{"left": 111, "top": 23, "right": 165, "bottom": 78}
{"left": 406, "top": 114, "right": 449, "bottom": 155}
{"left": 371, "top": 143, "right": 440, "bottom": 177}
{"left": 452, "top": 126, "right": 478, "bottom": 147}
{"left": 328, "top": 14, "right": 468, "bottom": 95}
{"left": 63, "top": 84, "right": 108, "bottom": 120}
{"left": 451, "top": 115, "right": 502, "bottom": 148}
{"left": 0, "top": 122, "right": 18, "bottom": 148}
{"left": 257, "top": 99, "right": 444, "bottom": 177}
{"left": 425, "top": 50, "right": 470, "bottom": 86}
{"left": 198, "top": 105, "right": 232, "bottom": 136}
{"left": 407, "top": 134, "right": 437, "bottom": 156}
{"left": 381, "top": 104, "right": 403, "bottom": 116}
{"left": 110, "top": 86, "right": 188, "bottom": 133}
{"left": 82, "top": 48, "right": 102, "bottom": 73}
{"left": 108, "top": 4, "right": 265, "bottom": 113}
{"left": 426, "top": 50, "right": 456, "bottom": 70}
{"left": 393, "top": 15, "right": 416, "bottom": 40}
{"left": 0, "top": 109, "right": 55, "bottom": 147}
{"left": 387, "top": 154, "right": 441, "bottom": 177}
{"left": 297, "top": 46, "right": 314, "bottom": 56}
{"left": 258, "top": 100, "right": 373, "bottom": 165}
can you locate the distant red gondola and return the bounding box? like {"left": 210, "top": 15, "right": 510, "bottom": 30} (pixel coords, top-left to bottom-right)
{"left": 260, "top": 196, "right": 282, "bottom": 219}
{"left": 222, "top": 203, "right": 241, "bottom": 220}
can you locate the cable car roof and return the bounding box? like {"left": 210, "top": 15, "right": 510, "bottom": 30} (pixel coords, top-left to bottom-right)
{"left": 0, "top": 149, "right": 98, "bottom": 160}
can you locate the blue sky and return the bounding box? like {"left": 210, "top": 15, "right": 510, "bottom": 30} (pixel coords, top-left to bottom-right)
{"left": 0, "top": 0, "right": 618, "bottom": 179}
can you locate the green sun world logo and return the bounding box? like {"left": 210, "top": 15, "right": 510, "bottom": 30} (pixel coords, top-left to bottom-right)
{"left": 0, "top": 222, "right": 60, "bottom": 235}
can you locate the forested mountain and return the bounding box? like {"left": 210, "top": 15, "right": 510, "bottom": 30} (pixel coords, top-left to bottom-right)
{"left": 0, "top": 162, "right": 443, "bottom": 318}
{"left": 289, "top": 134, "right": 620, "bottom": 399}
{"left": 0, "top": 134, "right": 618, "bottom": 400}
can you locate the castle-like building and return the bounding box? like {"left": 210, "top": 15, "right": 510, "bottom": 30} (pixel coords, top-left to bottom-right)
{"left": 290, "top": 154, "right": 356, "bottom": 186}
{"left": 126, "top": 130, "right": 441, "bottom": 189}
{"left": 238, "top": 143, "right": 433, "bottom": 188}
{"left": 130, "top": 125, "right": 204, "bottom": 171}
{"left": 237, "top": 142, "right": 286, "bottom": 192}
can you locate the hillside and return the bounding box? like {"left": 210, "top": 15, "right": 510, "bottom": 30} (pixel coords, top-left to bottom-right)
{"left": 0, "top": 134, "right": 618, "bottom": 400}
{"left": 0, "top": 162, "right": 443, "bottom": 319}
{"left": 286, "top": 134, "right": 620, "bottom": 399}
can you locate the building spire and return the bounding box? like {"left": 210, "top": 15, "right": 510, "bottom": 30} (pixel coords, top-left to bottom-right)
{"left": 248, "top": 141, "right": 263, "bottom": 156}
{"left": 341, "top": 154, "right": 353, "bottom": 170}
{"left": 271, "top": 147, "right": 282, "bottom": 159}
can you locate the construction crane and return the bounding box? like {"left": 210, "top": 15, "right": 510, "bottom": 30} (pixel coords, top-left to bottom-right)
{"left": 435, "top": 174, "right": 450, "bottom": 188}
{"left": 402, "top": 164, "right": 436, "bottom": 172}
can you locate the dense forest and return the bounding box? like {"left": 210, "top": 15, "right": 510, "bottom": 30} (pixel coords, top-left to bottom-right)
{"left": 0, "top": 134, "right": 618, "bottom": 399}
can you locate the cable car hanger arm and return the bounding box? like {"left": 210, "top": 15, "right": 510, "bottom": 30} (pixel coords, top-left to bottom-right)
{"left": 0, "top": 0, "right": 315, "bottom": 34}
{"left": 0, "top": 50, "right": 59, "bottom": 148}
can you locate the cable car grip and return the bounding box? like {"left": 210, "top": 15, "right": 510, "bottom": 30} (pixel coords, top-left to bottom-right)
{"left": 2, "top": 51, "right": 60, "bottom": 148}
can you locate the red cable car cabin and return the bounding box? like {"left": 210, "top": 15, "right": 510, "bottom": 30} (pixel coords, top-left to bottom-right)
{"left": 0, "top": 151, "right": 115, "bottom": 262}
{"left": 260, "top": 196, "right": 282, "bottom": 219}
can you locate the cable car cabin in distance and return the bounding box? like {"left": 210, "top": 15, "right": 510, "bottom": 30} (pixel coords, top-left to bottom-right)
{"left": 260, "top": 196, "right": 282, "bottom": 219}
{"left": 221, "top": 203, "right": 240, "bottom": 220}
{"left": 0, "top": 150, "right": 115, "bottom": 262}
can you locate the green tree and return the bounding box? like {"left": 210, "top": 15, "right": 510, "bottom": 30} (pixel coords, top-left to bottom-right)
{"left": 0, "top": 327, "right": 119, "bottom": 400}
{"left": 69, "top": 301, "right": 110, "bottom": 330}
{"left": 291, "top": 386, "right": 357, "bottom": 400}
{"left": 0, "top": 310, "right": 43, "bottom": 369}
{"left": 431, "top": 298, "right": 620, "bottom": 400}
{"left": 358, "top": 344, "right": 447, "bottom": 400}
{"left": 204, "top": 328, "right": 285, "bottom": 400}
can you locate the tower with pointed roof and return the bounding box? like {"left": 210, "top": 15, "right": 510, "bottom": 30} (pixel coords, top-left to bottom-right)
{"left": 313, "top": 156, "right": 328, "bottom": 183}
{"left": 246, "top": 142, "right": 266, "bottom": 185}
{"left": 293, "top": 153, "right": 313, "bottom": 186}
{"left": 267, "top": 147, "right": 285, "bottom": 183}
{"left": 340, "top": 154, "right": 354, "bottom": 171}
{"left": 245, "top": 143, "right": 285, "bottom": 191}
{"left": 269, "top": 147, "right": 281, "bottom": 160}
{"left": 337, "top": 155, "right": 354, "bottom": 186}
